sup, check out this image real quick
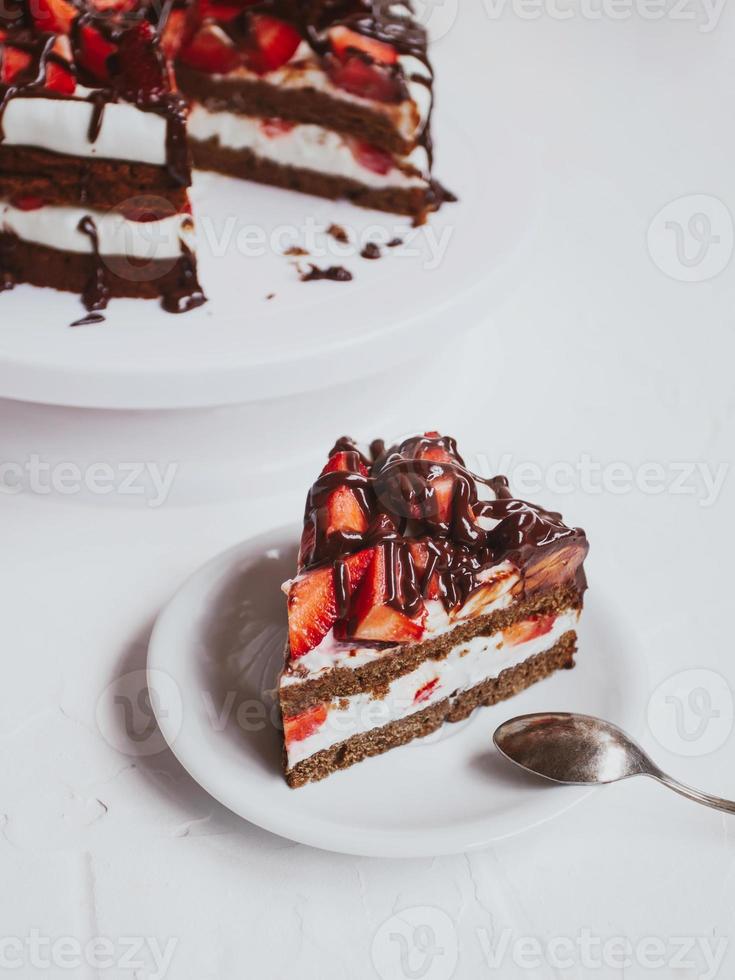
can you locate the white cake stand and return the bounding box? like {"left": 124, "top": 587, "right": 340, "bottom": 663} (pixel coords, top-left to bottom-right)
{"left": 0, "top": 117, "right": 541, "bottom": 410}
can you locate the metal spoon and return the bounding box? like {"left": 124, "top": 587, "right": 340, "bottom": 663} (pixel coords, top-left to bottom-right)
{"left": 493, "top": 712, "right": 735, "bottom": 814}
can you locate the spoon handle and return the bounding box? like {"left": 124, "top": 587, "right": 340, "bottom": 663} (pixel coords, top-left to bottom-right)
{"left": 651, "top": 771, "right": 735, "bottom": 815}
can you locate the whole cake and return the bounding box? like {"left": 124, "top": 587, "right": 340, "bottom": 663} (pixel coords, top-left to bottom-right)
{"left": 0, "top": 0, "right": 451, "bottom": 315}
{"left": 279, "top": 433, "right": 589, "bottom": 787}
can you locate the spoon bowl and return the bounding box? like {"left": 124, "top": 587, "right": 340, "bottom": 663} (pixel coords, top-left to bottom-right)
{"left": 493, "top": 711, "right": 735, "bottom": 814}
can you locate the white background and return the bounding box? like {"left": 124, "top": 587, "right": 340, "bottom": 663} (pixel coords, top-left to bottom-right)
{"left": 1, "top": 1, "right": 735, "bottom": 978}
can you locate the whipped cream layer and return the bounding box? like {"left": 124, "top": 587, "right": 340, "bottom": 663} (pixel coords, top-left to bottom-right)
{"left": 219, "top": 43, "right": 432, "bottom": 145}
{"left": 282, "top": 560, "right": 520, "bottom": 682}
{"left": 1, "top": 92, "right": 168, "bottom": 166}
{"left": 285, "top": 608, "right": 580, "bottom": 768}
{"left": 0, "top": 200, "right": 194, "bottom": 259}
{"left": 188, "top": 106, "right": 429, "bottom": 189}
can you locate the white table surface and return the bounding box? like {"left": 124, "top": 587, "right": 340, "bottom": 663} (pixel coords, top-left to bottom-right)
{"left": 2, "top": 3, "right": 735, "bottom": 978}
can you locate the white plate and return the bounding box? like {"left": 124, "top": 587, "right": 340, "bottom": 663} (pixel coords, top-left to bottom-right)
{"left": 0, "top": 112, "right": 539, "bottom": 410}
{"left": 148, "top": 524, "right": 649, "bottom": 858}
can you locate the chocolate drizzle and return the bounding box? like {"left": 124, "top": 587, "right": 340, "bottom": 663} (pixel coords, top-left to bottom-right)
{"left": 160, "top": 238, "right": 207, "bottom": 313}
{"left": 300, "top": 264, "right": 353, "bottom": 282}
{"left": 77, "top": 215, "right": 111, "bottom": 311}
{"left": 300, "top": 434, "right": 589, "bottom": 620}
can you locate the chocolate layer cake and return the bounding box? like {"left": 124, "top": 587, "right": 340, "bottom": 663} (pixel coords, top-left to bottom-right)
{"left": 175, "top": 0, "right": 452, "bottom": 223}
{"left": 279, "top": 433, "right": 589, "bottom": 787}
{"left": 0, "top": 0, "right": 205, "bottom": 314}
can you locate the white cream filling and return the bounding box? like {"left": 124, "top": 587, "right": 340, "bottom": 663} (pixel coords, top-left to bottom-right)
{"left": 285, "top": 608, "right": 581, "bottom": 767}
{"left": 0, "top": 200, "right": 194, "bottom": 259}
{"left": 188, "top": 106, "right": 429, "bottom": 189}
{"left": 1, "top": 91, "right": 168, "bottom": 166}
{"left": 281, "top": 560, "right": 520, "bottom": 682}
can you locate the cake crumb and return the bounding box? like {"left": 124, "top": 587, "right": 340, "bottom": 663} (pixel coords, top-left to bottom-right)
{"left": 387, "top": 237, "right": 403, "bottom": 248}
{"left": 327, "top": 223, "right": 350, "bottom": 244}
{"left": 265, "top": 293, "right": 275, "bottom": 301}
{"left": 361, "top": 242, "right": 382, "bottom": 260}
{"left": 300, "top": 264, "right": 353, "bottom": 283}
{"left": 284, "top": 246, "right": 308, "bottom": 257}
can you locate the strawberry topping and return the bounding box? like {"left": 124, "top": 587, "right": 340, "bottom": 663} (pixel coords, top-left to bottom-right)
{"left": 0, "top": 45, "right": 32, "bottom": 84}
{"left": 503, "top": 614, "right": 556, "bottom": 648}
{"left": 32, "top": 0, "right": 76, "bottom": 35}
{"left": 77, "top": 23, "right": 116, "bottom": 82}
{"left": 243, "top": 14, "right": 301, "bottom": 73}
{"left": 179, "top": 23, "right": 240, "bottom": 74}
{"left": 414, "top": 678, "right": 439, "bottom": 704}
{"left": 260, "top": 117, "right": 296, "bottom": 138}
{"left": 329, "top": 26, "right": 397, "bottom": 65}
{"left": 12, "top": 195, "right": 44, "bottom": 210}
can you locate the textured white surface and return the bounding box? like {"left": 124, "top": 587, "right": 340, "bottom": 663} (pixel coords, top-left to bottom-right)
{"left": 1, "top": 4, "right": 735, "bottom": 979}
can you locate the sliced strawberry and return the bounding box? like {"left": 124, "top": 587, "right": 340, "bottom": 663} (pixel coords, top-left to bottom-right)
{"left": 416, "top": 433, "right": 458, "bottom": 464}
{"left": 347, "top": 545, "right": 426, "bottom": 644}
{"left": 33, "top": 0, "right": 76, "bottom": 34}
{"left": 503, "top": 614, "right": 556, "bottom": 648}
{"left": 283, "top": 703, "right": 328, "bottom": 745}
{"left": 348, "top": 139, "right": 394, "bottom": 176}
{"left": 77, "top": 24, "right": 116, "bottom": 82}
{"left": 414, "top": 678, "right": 439, "bottom": 704}
{"left": 451, "top": 569, "right": 517, "bottom": 622}
{"left": 288, "top": 548, "right": 374, "bottom": 658}
{"left": 1, "top": 45, "right": 32, "bottom": 84}
{"left": 322, "top": 450, "right": 369, "bottom": 478}
{"left": 329, "top": 26, "right": 397, "bottom": 65}
{"left": 88, "top": 0, "right": 138, "bottom": 11}
{"left": 260, "top": 116, "right": 296, "bottom": 138}
{"left": 329, "top": 54, "right": 402, "bottom": 103}
{"left": 11, "top": 195, "right": 44, "bottom": 210}
{"left": 45, "top": 39, "right": 76, "bottom": 94}
{"left": 160, "top": 8, "right": 189, "bottom": 61}
{"left": 116, "top": 20, "right": 167, "bottom": 101}
{"left": 407, "top": 541, "right": 442, "bottom": 600}
{"left": 199, "top": 0, "right": 243, "bottom": 22}
{"left": 179, "top": 23, "right": 240, "bottom": 74}
{"left": 246, "top": 14, "right": 300, "bottom": 72}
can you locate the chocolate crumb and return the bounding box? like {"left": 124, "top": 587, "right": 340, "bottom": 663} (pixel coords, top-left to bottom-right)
{"left": 300, "top": 265, "right": 353, "bottom": 283}
{"left": 266, "top": 293, "right": 275, "bottom": 300}
{"left": 1, "top": 270, "right": 15, "bottom": 292}
{"left": 361, "top": 243, "right": 382, "bottom": 260}
{"left": 70, "top": 312, "right": 106, "bottom": 327}
{"left": 284, "top": 246, "right": 308, "bottom": 256}
{"left": 387, "top": 238, "right": 403, "bottom": 248}
{"left": 327, "top": 224, "right": 350, "bottom": 244}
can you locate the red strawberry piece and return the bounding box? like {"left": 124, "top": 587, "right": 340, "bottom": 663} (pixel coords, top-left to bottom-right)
{"left": 260, "top": 117, "right": 296, "bottom": 138}
{"left": 329, "top": 26, "right": 397, "bottom": 65}
{"left": 12, "top": 195, "right": 44, "bottom": 211}
{"left": 329, "top": 55, "right": 402, "bottom": 103}
{"left": 77, "top": 24, "right": 116, "bottom": 82}
{"left": 246, "top": 14, "right": 300, "bottom": 72}
{"left": 320, "top": 450, "right": 370, "bottom": 539}
{"left": 451, "top": 568, "right": 517, "bottom": 622}
{"left": 199, "top": 0, "right": 244, "bottom": 23}
{"left": 33, "top": 0, "right": 76, "bottom": 34}
{"left": 116, "top": 20, "right": 167, "bottom": 101}
{"left": 348, "top": 138, "right": 394, "bottom": 176}
{"left": 45, "top": 39, "right": 76, "bottom": 94}
{"left": 88, "top": 0, "right": 138, "bottom": 12}
{"left": 160, "top": 8, "right": 190, "bottom": 61}
{"left": 346, "top": 545, "right": 426, "bottom": 644}
{"left": 179, "top": 23, "right": 240, "bottom": 74}
{"left": 1, "top": 45, "right": 32, "bottom": 84}
{"left": 407, "top": 541, "right": 442, "bottom": 600}
{"left": 416, "top": 433, "right": 458, "bottom": 464}
{"left": 503, "top": 614, "right": 556, "bottom": 648}
{"left": 413, "top": 678, "right": 439, "bottom": 704}
{"left": 288, "top": 548, "right": 375, "bottom": 658}
{"left": 283, "top": 703, "right": 328, "bottom": 745}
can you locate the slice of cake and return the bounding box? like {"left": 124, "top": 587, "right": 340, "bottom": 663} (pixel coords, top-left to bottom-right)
{"left": 176, "top": 0, "right": 452, "bottom": 224}
{"left": 279, "top": 433, "right": 589, "bottom": 787}
{"left": 0, "top": 0, "right": 205, "bottom": 314}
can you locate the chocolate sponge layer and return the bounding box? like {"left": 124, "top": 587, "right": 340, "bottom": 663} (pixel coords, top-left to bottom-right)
{"left": 284, "top": 632, "right": 578, "bottom": 788}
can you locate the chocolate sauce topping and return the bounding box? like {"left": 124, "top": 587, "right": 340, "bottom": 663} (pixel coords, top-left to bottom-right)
{"left": 77, "top": 215, "right": 111, "bottom": 312}
{"left": 300, "top": 433, "right": 589, "bottom": 618}
{"left": 300, "top": 264, "right": 353, "bottom": 282}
